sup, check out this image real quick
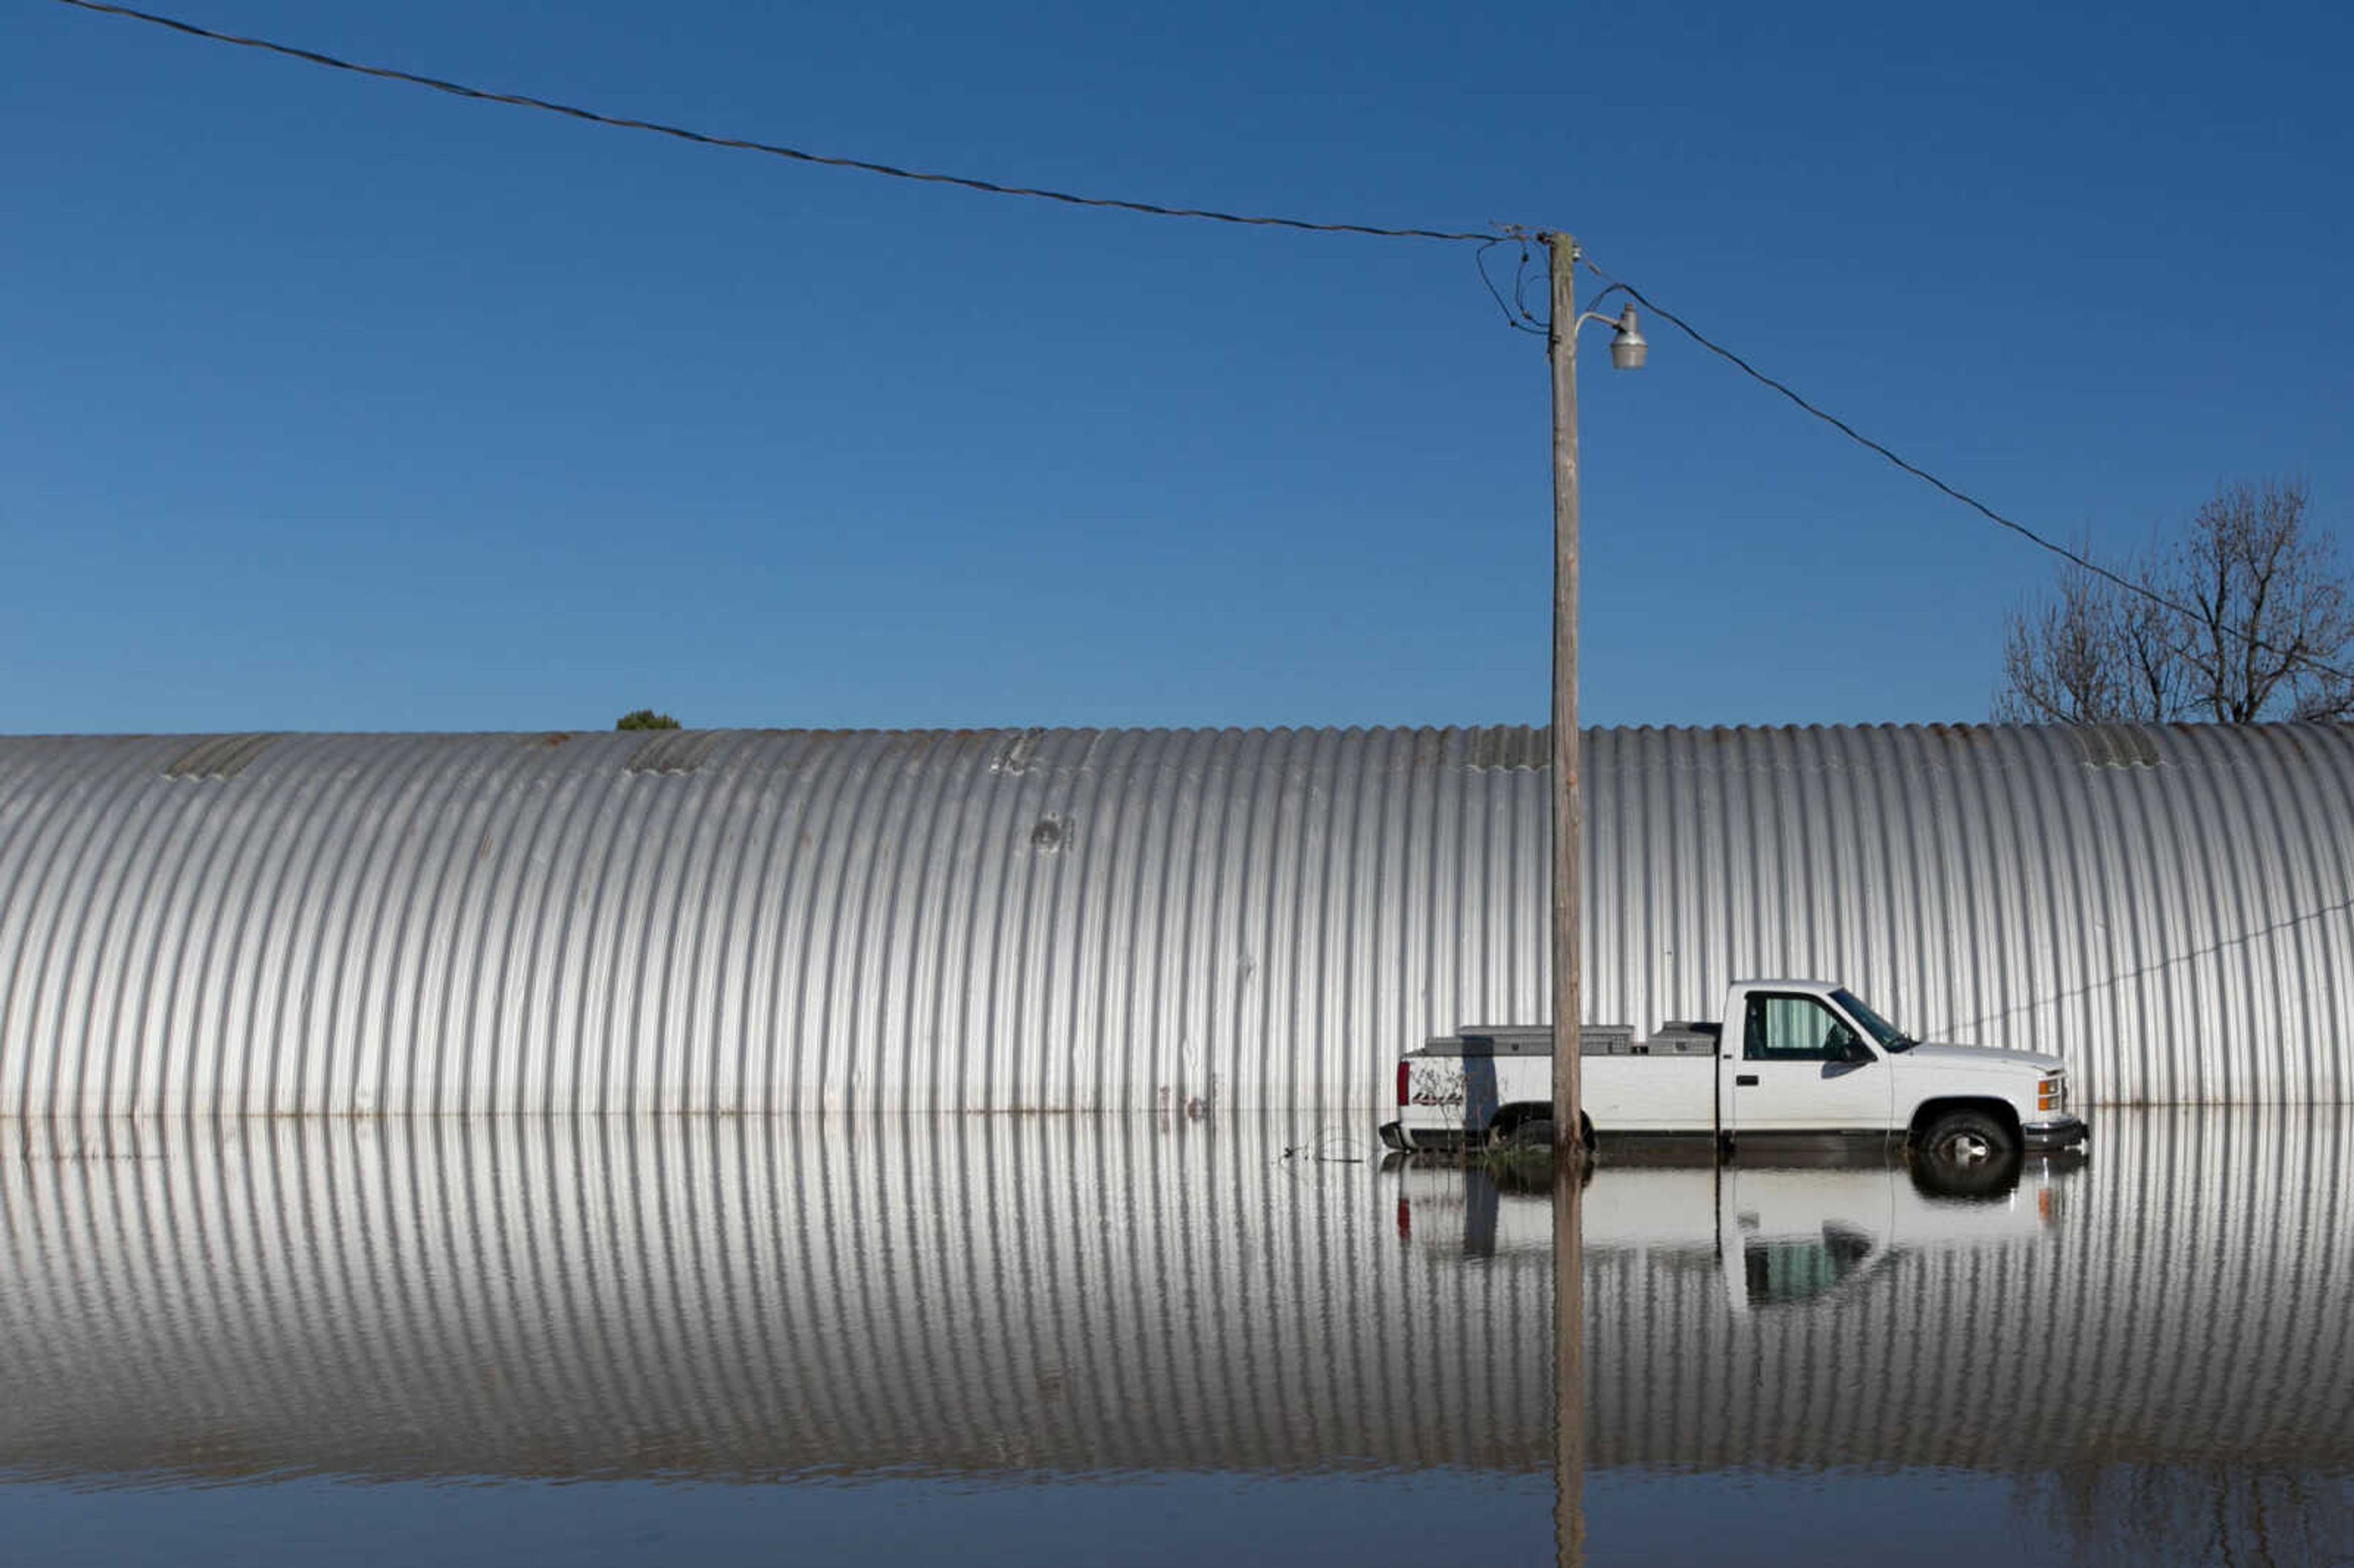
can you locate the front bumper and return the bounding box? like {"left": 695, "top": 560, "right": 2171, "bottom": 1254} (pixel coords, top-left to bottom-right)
{"left": 2021, "top": 1114, "right": 2090, "bottom": 1151}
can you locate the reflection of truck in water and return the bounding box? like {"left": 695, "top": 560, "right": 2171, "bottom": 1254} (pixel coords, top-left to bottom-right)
{"left": 1388, "top": 1147, "right": 2074, "bottom": 1315}
{"left": 1378, "top": 979, "right": 2089, "bottom": 1171}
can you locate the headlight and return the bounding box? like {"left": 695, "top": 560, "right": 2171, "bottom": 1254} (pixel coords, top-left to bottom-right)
{"left": 2037, "top": 1074, "right": 2064, "bottom": 1113}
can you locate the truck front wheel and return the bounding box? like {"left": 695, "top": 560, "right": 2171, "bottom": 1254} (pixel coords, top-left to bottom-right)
{"left": 1916, "top": 1108, "right": 2017, "bottom": 1192}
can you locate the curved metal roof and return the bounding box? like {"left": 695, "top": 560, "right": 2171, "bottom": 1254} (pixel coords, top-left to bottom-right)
{"left": 1, "top": 722, "right": 2349, "bottom": 1113}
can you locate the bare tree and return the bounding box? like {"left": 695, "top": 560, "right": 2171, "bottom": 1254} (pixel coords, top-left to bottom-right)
{"left": 1994, "top": 554, "right": 2186, "bottom": 723}
{"left": 2163, "top": 478, "right": 2354, "bottom": 721}
{"left": 1994, "top": 479, "right": 2353, "bottom": 725}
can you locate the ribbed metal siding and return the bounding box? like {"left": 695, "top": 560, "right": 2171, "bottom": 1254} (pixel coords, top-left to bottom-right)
{"left": 2, "top": 723, "right": 2352, "bottom": 1113}
{"left": 1583, "top": 723, "right": 2354, "bottom": 1106}
{"left": 0, "top": 1112, "right": 2347, "bottom": 1483}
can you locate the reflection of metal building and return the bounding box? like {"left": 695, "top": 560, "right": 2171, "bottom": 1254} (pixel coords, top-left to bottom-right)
{"left": 1, "top": 723, "right": 2350, "bottom": 1113}
{"left": 0, "top": 1112, "right": 2346, "bottom": 1482}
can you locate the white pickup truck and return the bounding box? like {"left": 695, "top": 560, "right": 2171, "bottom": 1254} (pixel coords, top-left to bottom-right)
{"left": 1377, "top": 978, "right": 2089, "bottom": 1167}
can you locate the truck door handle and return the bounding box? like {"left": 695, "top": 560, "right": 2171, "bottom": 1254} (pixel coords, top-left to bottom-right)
{"left": 1735, "top": 1074, "right": 1759, "bottom": 1087}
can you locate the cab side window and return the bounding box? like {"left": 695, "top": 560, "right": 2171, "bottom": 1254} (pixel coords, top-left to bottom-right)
{"left": 1742, "top": 995, "right": 1859, "bottom": 1062}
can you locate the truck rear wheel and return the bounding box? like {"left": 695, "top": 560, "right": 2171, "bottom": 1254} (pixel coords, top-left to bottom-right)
{"left": 1500, "top": 1114, "right": 1594, "bottom": 1152}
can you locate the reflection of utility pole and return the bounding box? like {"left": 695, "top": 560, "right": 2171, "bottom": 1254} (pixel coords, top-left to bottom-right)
{"left": 1544, "top": 230, "right": 1645, "bottom": 1157}
{"left": 1552, "top": 1157, "right": 1586, "bottom": 1567}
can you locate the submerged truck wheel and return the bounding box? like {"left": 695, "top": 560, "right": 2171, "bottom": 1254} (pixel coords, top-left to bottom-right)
{"left": 1507, "top": 1117, "right": 1553, "bottom": 1149}
{"left": 1498, "top": 1114, "right": 1594, "bottom": 1152}
{"left": 1915, "top": 1109, "right": 2019, "bottom": 1197}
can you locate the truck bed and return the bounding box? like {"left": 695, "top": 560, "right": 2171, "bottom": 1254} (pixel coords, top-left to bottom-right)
{"left": 1398, "top": 1023, "right": 1724, "bottom": 1143}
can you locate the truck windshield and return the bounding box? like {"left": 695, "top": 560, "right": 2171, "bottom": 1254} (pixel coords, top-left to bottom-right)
{"left": 1832, "top": 989, "right": 1917, "bottom": 1053}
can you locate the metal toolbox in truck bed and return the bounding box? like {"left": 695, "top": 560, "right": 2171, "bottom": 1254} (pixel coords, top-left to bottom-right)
{"left": 1422, "top": 1026, "right": 1636, "bottom": 1056}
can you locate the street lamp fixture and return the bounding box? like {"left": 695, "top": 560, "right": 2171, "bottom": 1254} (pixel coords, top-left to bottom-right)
{"left": 1604, "top": 305, "right": 1647, "bottom": 370}
{"left": 1574, "top": 303, "right": 1647, "bottom": 370}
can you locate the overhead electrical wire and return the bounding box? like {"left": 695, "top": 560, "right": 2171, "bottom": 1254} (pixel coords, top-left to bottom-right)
{"left": 1474, "top": 238, "right": 1547, "bottom": 337}
{"left": 45, "top": 0, "right": 1496, "bottom": 243}
{"left": 1573, "top": 256, "right": 2354, "bottom": 691}
{"left": 47, "top": 0, "right": 2347, "bottom": 693}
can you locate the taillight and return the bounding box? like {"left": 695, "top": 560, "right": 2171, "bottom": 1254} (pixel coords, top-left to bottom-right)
{"left": 1396, "top": 1059, "right": 1410, "bottom": 1106}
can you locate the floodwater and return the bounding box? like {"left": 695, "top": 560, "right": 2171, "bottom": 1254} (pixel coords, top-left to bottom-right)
{"left": 0, "top": 1111, "right": 2347, "bottom": 1566}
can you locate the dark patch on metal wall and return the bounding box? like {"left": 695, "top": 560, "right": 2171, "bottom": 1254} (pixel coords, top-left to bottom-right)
{"left": 625, "top": 731, "right": 719, "bottom": 775}
{"left": 161, "top": 734, "right": 277, "bottom": 780}
{"left": 2074, "top": 726, "right": 2163, "bottom": 769}
{"left": 1466, "top": 727, "right": 1547, "bottom": 772}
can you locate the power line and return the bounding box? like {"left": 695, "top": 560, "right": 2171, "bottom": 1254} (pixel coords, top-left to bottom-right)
{"left": 46, "top": 0, "right": 1498, "bottom": 244}
{"left": 48, "top": 2, "right": 2345, "bottom": 693}
{"left": 1474, "top": 238, "right": 1546, "bottom": 337}
{"left": 1576, "top": 255, "right": 2354, "bottom": 691}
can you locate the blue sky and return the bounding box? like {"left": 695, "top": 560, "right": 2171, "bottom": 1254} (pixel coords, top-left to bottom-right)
{"left": 6, "top": 0, "right": 2350, "bottom": 733}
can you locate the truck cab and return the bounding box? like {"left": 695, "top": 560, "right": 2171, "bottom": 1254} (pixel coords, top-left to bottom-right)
{"left": 1723, "top": 979, "right": 2087, "bottom": 1164}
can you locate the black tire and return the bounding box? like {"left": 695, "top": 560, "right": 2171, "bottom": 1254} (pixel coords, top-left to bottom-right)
{"left": 1914, "top": 1109, "right": 2021, "bottom": 1198}
{"left": 1507, "top": 1117, "right": 1555, "bottom": 1149}
{"left": 1499, "top": 1115, "right": 1595, "bottom": 1154}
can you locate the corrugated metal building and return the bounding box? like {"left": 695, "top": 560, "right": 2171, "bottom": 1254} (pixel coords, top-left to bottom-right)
{"left": 1, "top": 722, "right": 2349, "bottom": 1114}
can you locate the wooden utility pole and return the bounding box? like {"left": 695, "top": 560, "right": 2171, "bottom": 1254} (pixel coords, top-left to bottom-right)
{"left": 1547, "top": 231, "right": 1584, "bottom": 1157}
